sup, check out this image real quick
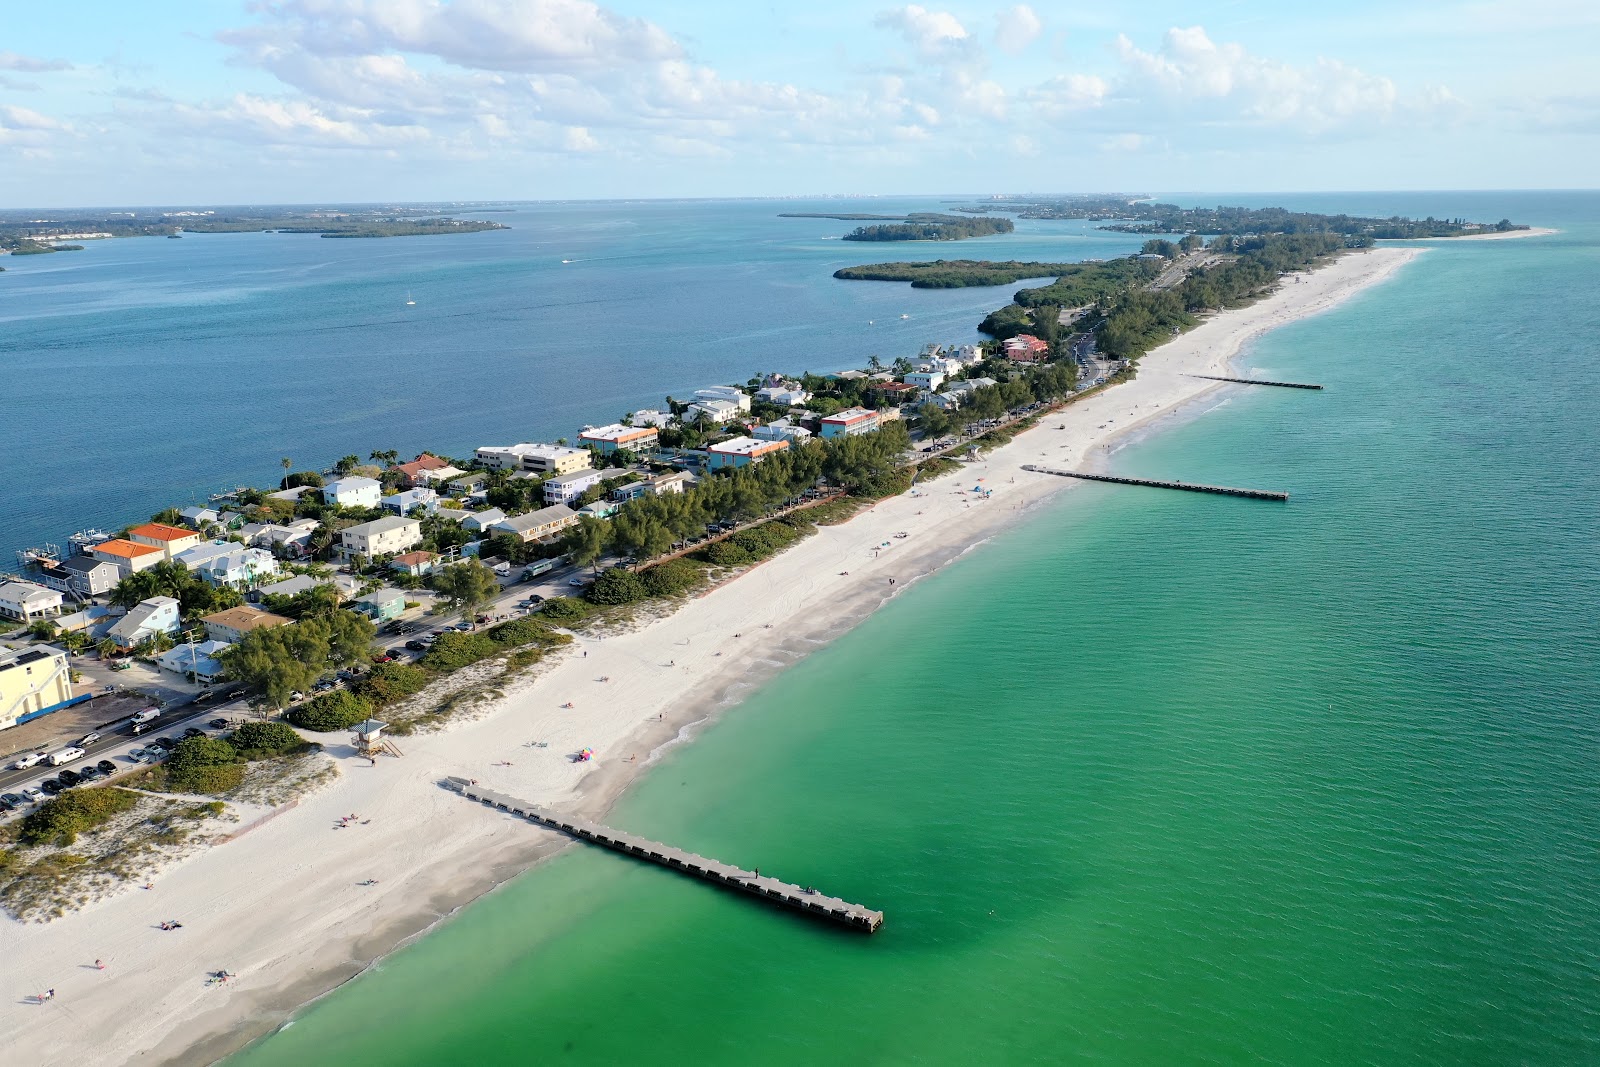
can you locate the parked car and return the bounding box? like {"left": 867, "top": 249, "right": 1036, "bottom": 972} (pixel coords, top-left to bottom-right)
{"left": 453, "top": 621, "right": 474, "bottom": 632}
{"left": 39, "top": 779, "right": 62, "bottom": 795}
{"left": 568, "top": 578, "right": 586, "bottom": 587}
{"left": 209, "top": 718, "right": 229, "bottom": 730}
{"left": 0, "top": 795, "right": 14, "bottom": 812}
{"left": 11, "top": 752, "right": 44, "bottom": 771}
{"left": 96, "top": 760, "right": 116, "bottom": 775}
{"left": 77, "top": 732, "right": 101, "bottom": 746}
{"left": 22, "top": 786, "right": 43, "bottom": 803}
{"left": 154, "top": 736, "right": 179, "bottom": 751}
{"left": 184, "top": 727, "right": 205, "bottom": 739}
{"left": 127, "top": 748, "right": 151, "bottom": 763}
{"left": 226, "top": 689, "right": 247, "bottom": 701}
{"left": 77, "top": 767, "right": 104, "bottom": 783}
{"left": 2, "top": 792, "right": 26, "bottom": 808}
{"left": 57, "top": 769, "right": 82, "bottom": 787}
{"left": 405, "top": 639, "right": 428, "bottom": 652}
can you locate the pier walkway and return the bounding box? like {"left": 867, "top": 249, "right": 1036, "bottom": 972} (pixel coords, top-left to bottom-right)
{"left": 443, "top": 778, "right": 883, "bottom": 933}
{"left": 1022, "top": 465, "right": 1289, "bottom": 501}
{"left": 1189, "top": 374, "right": 1324, "bottom": 390}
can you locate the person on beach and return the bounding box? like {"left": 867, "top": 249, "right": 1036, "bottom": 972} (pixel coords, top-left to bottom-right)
{"left": 95, "top": 959, "right": 105, "bottom": 970}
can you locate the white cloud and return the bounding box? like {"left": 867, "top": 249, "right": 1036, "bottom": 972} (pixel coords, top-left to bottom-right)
{"left": 562, "top": 125, "right": 598, "bottom": 151}
{"left": 1113, "top": 26, "right": 1405, "bottom": 129}
{"left": 1100, "top": 132, "right": 1148, "bottom": 152}
{"left": 1026, "top": 73, "right": 1108, "bottom": 118}
{"left": 0, "top": 50, "right": 71, "bottom": 73}
{"left": 171, "top": 94, "right": 429, "bottom": 149}
{"left": 875, "top": 6, "right": 973, "bottom": 60}
{"left": 0, "top": 105, "right": 65, "bottom": 131}
{"left": 994, "top": 6, "right": 1043, "bottom": 55}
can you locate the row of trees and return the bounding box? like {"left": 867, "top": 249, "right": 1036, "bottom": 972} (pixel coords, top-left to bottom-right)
{"left": 218, "top": 612, "right": 376, "bottom": 709}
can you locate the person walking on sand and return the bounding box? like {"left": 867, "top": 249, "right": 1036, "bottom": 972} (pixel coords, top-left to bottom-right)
{"left": 95, "top": 959, "right": 106, "bottom": 970}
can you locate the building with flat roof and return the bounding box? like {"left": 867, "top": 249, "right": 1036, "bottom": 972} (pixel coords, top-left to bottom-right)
{"left": 158, "top": 640, "right": 231, "bottom": 682}
{"left": 819, "top": 407, "right": 882, "bottom": 439}
{"left": 474, "top": 443, "right": 592, "bottom": 475}
{"left": 127, "top": 522, "right": 202, "bottom": 560}
{"left": 322, "top": 476, "right": 383, "bottom": 509}
{"left": 543, "top": 468, "right": 604, "bottom": 505}
{"left": 578, "top": 423, "right": 660, "bottom": 455}
{"left": 1, "top": 645, "right": 75, "bottom": 732}
{"left": 707, "top": 436, "right": 789, "bottom": 470}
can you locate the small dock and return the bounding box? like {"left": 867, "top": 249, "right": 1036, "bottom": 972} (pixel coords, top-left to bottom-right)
{"left": 443, "top": 778, "right": 883, "bottom": 933}
{"left": 1190, "top": 374, "right": 1323, "bottom": 390}
{"left": 1022, "top": 465, "right": 1289, "bottom": 501}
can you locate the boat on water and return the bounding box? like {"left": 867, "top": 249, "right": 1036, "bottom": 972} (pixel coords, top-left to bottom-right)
{"left": 405, "top": 291, "right": 416, "bottom": 306}
{"left": 900, "top": 313, "right": 909, "bottom": 319}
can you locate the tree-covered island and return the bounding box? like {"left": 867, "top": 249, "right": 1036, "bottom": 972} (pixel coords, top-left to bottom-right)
{"left": 781, "top": 211, "right": 1015, "bottom": 241}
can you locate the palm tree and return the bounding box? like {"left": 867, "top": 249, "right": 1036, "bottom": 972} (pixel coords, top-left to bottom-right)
{"left": 96, "top": 637, "right": 118, "bottom": 660}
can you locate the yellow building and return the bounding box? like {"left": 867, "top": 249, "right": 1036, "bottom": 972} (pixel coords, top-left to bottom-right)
{"left": 1, "top": 645, "right": 76, "bottom": 732}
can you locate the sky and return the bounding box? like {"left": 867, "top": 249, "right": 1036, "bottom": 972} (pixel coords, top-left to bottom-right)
{"left": 1, "top": 0, "right": 1596, "bottom": 206}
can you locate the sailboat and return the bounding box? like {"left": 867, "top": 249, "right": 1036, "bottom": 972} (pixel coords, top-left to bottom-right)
{"left": 405, "top": 291, "right": 416, "bottom": 306}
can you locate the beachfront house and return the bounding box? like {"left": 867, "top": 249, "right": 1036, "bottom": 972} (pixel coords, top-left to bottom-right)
{"left": 903, "top": 370, "right": 946, "bottom": 393}
{"left": 322, "top": 476, "right": 383, "bottom": 509}
{"left": 820, "top": 408, "right": 882, "bottom": 439}
{"left": 381, "top": 487, "right": 440, "bottom": 516}
{"left": 178, "top": 506, "right": 220, "bottom": 529}
{"left": 491, "top": 504, "right": 579, "bottom": 543}
{"left": 338, "top": 516, "right": 423, "bottom": 560}
{"left": 91, "top": 538, "right": 164, "bottom": 576}
{"left": 393, "top": 454, "right": 451, "bottom": 487}
{"left": 447, "top": 472, "right": 488, "bottom": 496}
{"left": 543, "top": 468, "right": 603, "bottom": 505}
{"left": 473, "top": 443, "right": 592, "bottom": 475}
{"left": 0, "top": 582, "right": 63, "bottom": 623}
{"left": 128, "top": 522, "right": 202, "bottom": 560}
{"left": 158, "top": 639, "right": 231, "bottom": 683}
{"left": 1, "top": 645, "right": 75, "bottom": 732}
{"left": 647, "top": 470, "right": 690, "bottom": 495}
{"left": 707, "top": 436, "right": 789, "bottom": 470}
{"left": 389, "top": 551, "right": 438, "bottom": 578}
{"left": 352, "top": 587, "right": 407, "bottom": 623}
{"left": 201, "top": 606, "right": 292, "bottom": 645}
{"left": 578, "top": 423, "right": 660, "bottom": 456}
{"left": 106, "top": 596, "right": 180, "bottom": 650}
{"left": 694, "top": 386, "right": 752, "bottom": 412}
{"left": 578, "top": 500, "right": 619, "bottom": 520}
{"left": 756, "top": 382, "right": 810, "bottom": 406}
{"left": 255, "top": 574, "right": 332, "bottom": 602}
{"left": 41, "top": 556, "right": 120, "bottom": 599}
{"left": 462, "top": 508, "right": 506, "bottom": 533}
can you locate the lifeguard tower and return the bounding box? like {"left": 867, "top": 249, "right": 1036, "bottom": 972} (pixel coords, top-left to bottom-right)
{"left": 352, "top": 718, "right": 403, "bottom": 760}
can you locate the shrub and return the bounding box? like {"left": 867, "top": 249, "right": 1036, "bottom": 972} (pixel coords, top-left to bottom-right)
{"left": 354, "top": 662, "right": 433, "bottom": 706}
{"left": 703, "top": 541, "right": 753, "bottom": 567}
{"left": 641, "top": 559, "right": 704, "bottom": 598}
{"left": 537, "top": 597, "right": 593, "bottom": 625}
{"left": 230, "top": 721, "right": 306, "bottom": 759}
{"left": 588, "top": 567, "right": 647, "bottom": 606}
{"left": 19, "top": 788, "right": 139, "bottom": 847}
{"left": 164, "top": 736, "right": 246, "bottom": 794}
{"left": 420, "top": 631, "right": 500, "bottom": 672}
{"left": 485, "top": 617, "right": 559, "bottom": 648}
{"left": 288, "top": 690, "right": 374, "bottom": 732}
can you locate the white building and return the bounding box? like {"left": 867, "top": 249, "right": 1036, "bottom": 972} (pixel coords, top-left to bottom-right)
{"left": 686, "top": 398, "right": 745, "bottom": 424}
{"left": 381, "top": 487, "right": 440, "bottom": 516}
{"left": 543, "top": 468, "right": 604, "bottom": 505}
{"left": 158, "top": 639, "right": 231, "bottom": 682}
{"left": 694, "top": 385, "right": 752, "bottom": 412}
{"left": 322, "top": 476, "right": 383, "bottom": 509}
{"left": 491, "top": 505, "right": 580, "bottom": 543}
{"left": 752, "top": 417, "right": 813, "bottom": 443}
{"left": 338, "top": 516, "right": 423, "bottom": 559}
{"left": 578, "top": 423, "right": 660, "bottom": 455}
{"left": 756, "top": 383, "right": 810, "bottom": 406}
{"left": 462, "top": 508, "right": 507, "bottom": 533}
{"left": 474, "top": 443, "right": 593, "bottom": 474}
{"left": 0, "top": 582, "right": 63, "bottom": 623}
{"left": 175, "top": 543, "right": 281, "bottom": 588}
{"left": 904, "top": 370, "right": 946, "bottom": 393}
{"left": 627, "top": 409, "right": 674, "bottom": 429}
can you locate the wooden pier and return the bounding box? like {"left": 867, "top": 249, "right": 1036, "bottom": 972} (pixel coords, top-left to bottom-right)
{"left": 442, "top": 778, "right": 884, "bottom": 933}
{"left": 1022, "top": 465, "right": 1289, "bottom": 501}
{"left": 1189, "top": 374, "right": 1323, "bottom": 390}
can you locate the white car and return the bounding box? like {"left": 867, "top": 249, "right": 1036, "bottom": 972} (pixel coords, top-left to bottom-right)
{"left": 127, "top": 747, "right": 151, "bottom": 764}
{"left": 11, "top": 752, "right": 45, "bottom": 771}
{"left": 568, "top": 578, "right": 585, "bottom": 587}
{"left": 21, "top": 786, "right": 43, "bottom": 803}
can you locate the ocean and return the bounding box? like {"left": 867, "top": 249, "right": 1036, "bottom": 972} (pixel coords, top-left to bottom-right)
{"left": 215, "top": 192, "right": 1600, "bottom": 1065}
{"left": 7, "top": 192, "right": 1597, "bottom": 1064}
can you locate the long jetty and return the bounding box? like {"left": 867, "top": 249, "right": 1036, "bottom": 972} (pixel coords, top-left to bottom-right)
{"left": 1189, "top": 374, "right": 1324, "bottom": 390}
{"left": 1022, "top": 465, "right": 1289, "bottom": 501}
{"left": 443, "top": 778, "right": 883, "bottom": 933}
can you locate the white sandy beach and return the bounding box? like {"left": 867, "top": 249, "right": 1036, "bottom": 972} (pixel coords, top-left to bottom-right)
{"left": 0, "top": 245, "right": 1420, "bottom": 1067}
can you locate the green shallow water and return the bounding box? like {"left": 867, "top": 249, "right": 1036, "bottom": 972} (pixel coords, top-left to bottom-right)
{"left": 233, "top": 215, "right": 1600, "bottom": 1065}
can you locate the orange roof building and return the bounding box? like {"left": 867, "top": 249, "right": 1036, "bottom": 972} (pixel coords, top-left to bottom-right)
{"left": 128, "top": 522, "right": 202, "bottom": 560}
{"left": 90, "top": 538, "right": 164, "bottom": 575}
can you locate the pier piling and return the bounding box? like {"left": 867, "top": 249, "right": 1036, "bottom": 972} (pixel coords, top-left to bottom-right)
{"left": 1189, "top": 374, "right": 1324, "bottom": 390}
{"left": 443, "top": 778, "right": 883, "bottom": 933}
{"left": 1022, "top": 465, "right": 1289, "bottom": 501}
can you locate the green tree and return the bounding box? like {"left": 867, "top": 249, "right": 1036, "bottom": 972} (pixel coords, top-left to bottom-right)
{"left": 589, "top": 567, "right": 647, "bottom": 605}
{"left": 334, "top": 455, "right": 361, "bottom": 475}
{"left": 96, "top": 637, "right": 118, "bottom": 660}
{"left": 231, "top": 721, "right": 305, "bottom": 758}
{"left": 429, "top": 560, "right": 498, "bottom": 616}
{"left": 151, "top": 507, "right": 185, "bottom": 525}
{"left": 559, "top": 516, "right": 610, "bottom": 575}
{"left": 288, "top": 690, "right": 374, "bottom": 732}
{"left": 164, "top": 736, "right": 245, "bottom": 794}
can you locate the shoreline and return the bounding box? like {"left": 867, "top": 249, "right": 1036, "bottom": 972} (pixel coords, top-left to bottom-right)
{"left": 0, "top": 245, "right": 1421, "bottom": 1067}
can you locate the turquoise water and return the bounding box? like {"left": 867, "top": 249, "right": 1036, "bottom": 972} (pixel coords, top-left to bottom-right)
{"left": 229, "top": 202, "right": 1600, "bottom": 1064}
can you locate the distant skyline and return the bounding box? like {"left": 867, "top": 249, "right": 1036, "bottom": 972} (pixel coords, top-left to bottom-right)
{"left": 3, "top": 1, "right": 1597, "bottom": 206}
